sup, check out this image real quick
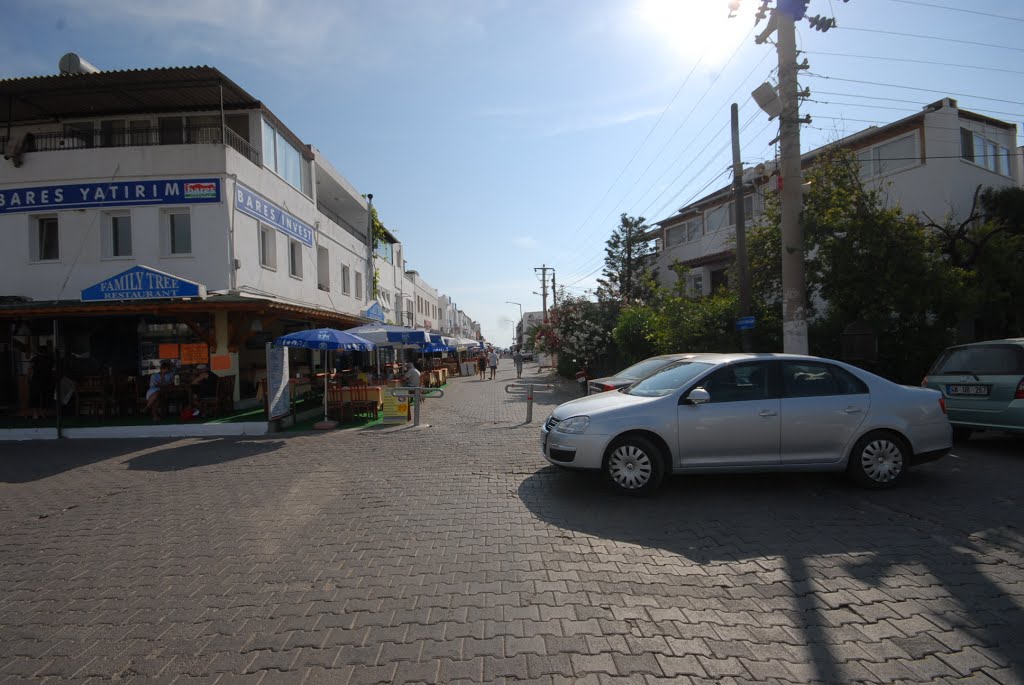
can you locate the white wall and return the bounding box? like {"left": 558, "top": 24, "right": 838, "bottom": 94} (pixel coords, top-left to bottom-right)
{"left": 0, "top": 144, "right": 231, "bottom": 299}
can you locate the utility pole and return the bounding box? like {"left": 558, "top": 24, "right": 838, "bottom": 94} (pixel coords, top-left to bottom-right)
{"left": 775, "top": 10, "right": 808, "bottom": 354}
{"left": 731, "top": 103, "right": 753, "bottom": 353}
{"left": 534, "top": 264, "right": 549, "bottom": 322}
{"left": 550, "top": 270, "right": 557, "bottom": 308}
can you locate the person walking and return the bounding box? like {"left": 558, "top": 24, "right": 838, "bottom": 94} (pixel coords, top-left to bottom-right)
{"left": 488, "top": 348, "right": 499, "bottom": 380}
{"left": 513, "top": 349, "right": 524, "bottom": 379}
{"left": 476, "top": 350, "right": 487, "bottom": 380}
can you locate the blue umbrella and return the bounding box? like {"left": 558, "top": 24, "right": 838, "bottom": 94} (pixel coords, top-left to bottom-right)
{"left": 345, "top": 324, "right": 430, "bottom": 346}
{"left": 274, "top": 328, "right": 376, "bottom": 351}
{"left": 273, "top": 328, "right": 376, "bottom": 425}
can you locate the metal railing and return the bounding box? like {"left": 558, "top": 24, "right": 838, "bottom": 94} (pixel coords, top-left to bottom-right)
{"left": 2, "top": 125, "right": 261, "bottom": 167}
{"left": 388, "top": 386, "right": 445, "bottom": 426}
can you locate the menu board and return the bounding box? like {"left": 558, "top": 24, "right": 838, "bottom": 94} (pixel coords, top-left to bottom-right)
{"left": 158, "top": 343, "right": 180, "bottom": 359}
{"left": 381, "top": 389, "right": 408, "bottom": 425}
{"left": 180, "top": 343, "right": 210, "bottom": 365}
{"left": 266, "top": 344, "right": 291, "bottom": 420}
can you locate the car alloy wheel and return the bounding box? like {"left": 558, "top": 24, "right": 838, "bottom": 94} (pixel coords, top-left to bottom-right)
{"left": 603, "top": 436, "right": 665, "bottom": 495}
{"left": 848, "top": 431, "right": 907, "bottom": 489}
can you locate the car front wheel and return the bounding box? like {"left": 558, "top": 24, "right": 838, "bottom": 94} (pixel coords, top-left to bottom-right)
{"left": 603, "top": 436, "right": 665, "bottom": 496}
{"left": 847, "top": 431, "right": 909, "bottom": 489}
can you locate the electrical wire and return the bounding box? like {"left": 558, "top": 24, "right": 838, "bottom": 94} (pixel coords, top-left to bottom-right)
{"left": 805, "top": 73, "right": 1024, "bottom": 108}
{"left": 837, "top": 26, "right": 1024, "bottom": 54}
{"left": 885, "top": 0, "right": 1024, "bottom": 23}
{"left": 804, "top": 51, "right": 1024, "bottom": 77}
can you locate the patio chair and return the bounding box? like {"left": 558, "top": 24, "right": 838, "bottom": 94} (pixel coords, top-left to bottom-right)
{"left": 344, "top": 380, "right": 379, "bottom": 422}
{"left": 76, "top": 376, "right": 110, "bottom": 419}
{"left": 197, "top": 375, "right": 235, "bottom": 418}
{"left": 326, "top": 383, "right": 344, "bottom": 421}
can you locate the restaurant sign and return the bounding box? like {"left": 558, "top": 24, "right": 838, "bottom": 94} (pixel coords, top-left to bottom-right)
{"left": 0, "top": 178, "right": 220, "bottom": 214}
{"left": 362, "top": 301, "right": 386, "bottom": 322}
{"left": 234, "top": 181, "right": 314, "bottom": 247}
{"left": 81, "top": 265, "right": 206, "bottom": 302}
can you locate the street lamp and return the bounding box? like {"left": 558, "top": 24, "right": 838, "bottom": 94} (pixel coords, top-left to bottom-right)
{"left": 505, "top": 301, "right": 522, "bottom": 347}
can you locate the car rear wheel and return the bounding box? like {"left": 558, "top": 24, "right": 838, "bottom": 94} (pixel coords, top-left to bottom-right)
{"left": 603, "top": 436, "right": 665, "bottom": 496}
{"left": 847, "top": 431, "right": 908, "bottom": 489}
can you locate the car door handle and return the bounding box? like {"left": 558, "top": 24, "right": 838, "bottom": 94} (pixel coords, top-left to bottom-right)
{"left": 843, "top": 406, "right": 863, "bottom": 414}
{"left": 758, "top": 409, "right": 778, "bottom": 417}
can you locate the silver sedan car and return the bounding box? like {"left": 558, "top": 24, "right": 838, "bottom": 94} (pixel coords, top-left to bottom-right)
{"left": 541, "top": 353, "right": 952, "bottom": 495}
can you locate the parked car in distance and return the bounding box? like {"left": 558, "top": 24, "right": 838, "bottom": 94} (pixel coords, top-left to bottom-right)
{"left": 521, "top": 349, "right": 534, "bottom": 361}
{"left": 922, "top": 338, "right": 1024, "bottom": 440}
{"left": 541, "top": 353, "right": 952, "bottom": 495}
{"left": 588, "top": 354, "right": 697, "bottom": 395}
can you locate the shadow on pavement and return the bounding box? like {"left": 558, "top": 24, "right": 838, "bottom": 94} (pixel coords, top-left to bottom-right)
{"left": 0, "top": 437, "right": 287, "bottom": 481}
{"left": 518, "top": 464, "right": 1024, "bottom": 680}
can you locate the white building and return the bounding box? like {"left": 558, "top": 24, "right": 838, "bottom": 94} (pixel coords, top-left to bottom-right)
{"left": 0, "top": 62, "right": 475, "bottom": 412}
{"left": 651, "top": 98, "right": 1020, "bottom": 295}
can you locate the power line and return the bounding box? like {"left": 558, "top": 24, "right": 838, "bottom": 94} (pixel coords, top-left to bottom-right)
{"left": 838, "top": 26, "right": 1024, "bottom": 54}
{"left": 809, "top": 91, "right": 1024, "bottom": 122}
{"left": 805, "top": 51, "right": 1024, "bottom": 77}
{"left": 885, "top": 0, "right": 1024, "bottom": 23}
{"left": 805, "top": 73, "right": 1024, "bottom": 108}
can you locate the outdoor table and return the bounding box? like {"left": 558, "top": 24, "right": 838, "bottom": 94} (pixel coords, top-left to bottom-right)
{"left": 339, "top": 385, "right": 384, "bottom": 407}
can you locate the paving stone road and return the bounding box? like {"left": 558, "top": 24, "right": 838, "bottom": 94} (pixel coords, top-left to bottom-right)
{"left": 1, "top": 359, "right": 1023, "bottom": 684}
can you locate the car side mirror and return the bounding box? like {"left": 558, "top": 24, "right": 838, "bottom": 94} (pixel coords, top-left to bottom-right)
{"left": 684, "top": 387, "right": 710, "bottom": 405}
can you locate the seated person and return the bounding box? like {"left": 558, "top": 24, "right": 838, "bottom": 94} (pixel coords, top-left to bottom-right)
{"left": 143, "top": 360, "right": 176, "bottom": 420}
{"left": 190, "top": 364, "right": 219, "bottom": 415}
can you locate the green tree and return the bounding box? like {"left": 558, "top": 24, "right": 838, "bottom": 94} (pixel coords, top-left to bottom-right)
{"left": 746, "top": 146, "right": 967, "bottom": 381}
{"left": 596, "top": 214, "right": 658, "bottom": 304}
{"left": 612, "top": 305, "right": 659, "bottom": 365}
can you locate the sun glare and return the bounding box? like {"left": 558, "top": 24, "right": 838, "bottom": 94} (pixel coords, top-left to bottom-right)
{"left": 629, "top": 0, "right": 754, "bottom": 66}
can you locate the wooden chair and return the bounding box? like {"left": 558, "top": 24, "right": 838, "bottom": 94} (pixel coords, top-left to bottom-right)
{"left": 197, "top": 375, "right": 235, "bottom": 418}
{"left": 76, "top": 376, "right": 110, "bottom": 419}
{"left": 326, "top": 383, "right": 344, "bottom": 421}
{"left": 344, "top": 380, "right": 379, "bottom": 422}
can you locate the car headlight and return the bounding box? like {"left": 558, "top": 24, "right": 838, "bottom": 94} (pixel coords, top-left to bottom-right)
{"left": 555, "top": 416, "right": 590, "bottom": 434}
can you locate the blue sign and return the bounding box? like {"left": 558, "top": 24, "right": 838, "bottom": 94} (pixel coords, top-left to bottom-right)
{"left": 234, "top": 182, "right": 314, "bottom": 247}
{"left": 81, "top": 265, "right": 206, "bottom": 302}
{"left": 363, "top": 301, "right": 386, "bottom": 322}
{"left": 0, "top": 178, "right": 220, "bottom": 214}
{"left": 736, "top": 316, "right": 757, "bottom": 330}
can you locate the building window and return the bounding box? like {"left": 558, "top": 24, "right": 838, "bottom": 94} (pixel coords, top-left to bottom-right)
{"left": 103, "top": 213, "right": 133, "bottom": 258}
{"left": 727, "top": 195, "right": 756, "bottom": 227}
{"left": 31, "top": 216, "right": 59, "bottom": 262}
{"left": 163, "top": 210, "right": 192, "bottom": 256}
{"left": 259, "top": 224, "right": 277, "bottom": 270}
{"left": 355, "top": 270, "right": 363, "bottom": 299}
{"left": 667, "top": 217, "right": 703, "bottom": 247}
{"left": 687, "top": 273, "right": 703, "bottom": 297}
{"left": 289, "top": 240, "right": 303, "bottom": 278}
{"left": 341, "top": 264, "right": 351, "bottom": 294}
{"left": 961, "top": 127, "right": 1013, "bottom": 176}
{"left": 317, "top": 246, "right": 330, "bottom": 291}
{"left": 262, "top": 117, "right": 309, "bottom": 194}
{"left": 857, "top": 132, "right": 918, "bottom": 179}
{"left": 375, "top": 241, "right": 394, "bottom": 263}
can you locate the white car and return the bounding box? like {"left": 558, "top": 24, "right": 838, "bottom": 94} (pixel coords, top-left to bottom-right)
{"left": 541, "top": 353, "right": 952, "bottom": 495}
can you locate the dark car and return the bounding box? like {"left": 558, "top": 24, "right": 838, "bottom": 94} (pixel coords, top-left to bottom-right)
{"left": 588, "top": 354, "right": 697, "bottom": 395}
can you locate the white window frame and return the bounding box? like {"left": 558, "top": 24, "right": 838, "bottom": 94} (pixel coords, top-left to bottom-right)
{"left": 161, "top": 209, "right": 193, "bottom": 257}
{"left": 259, "top": 223, "right": 277, "bottom": 271}
{"left": 288, "top": 239, "right": 303, "bottom": 279}
{"left": 961, "top": 127, "right": 1014, "bottom": 177}
{"left": 857, "top": 132, "right": 919, "bottom": 180}
{"left": 316, "top": 246, "right": 330, "bottom": 292}
{"left": 341, "top": 264, "right": 351, "bottom": 295}
{"left": 30, "top": 215, "right": 60, "bottom": 263}
{"left": 102, "top": 212, "right": 133, "bottom": 259}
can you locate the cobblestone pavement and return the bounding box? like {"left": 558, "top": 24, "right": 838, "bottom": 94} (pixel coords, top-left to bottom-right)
{"left": 2, "top": 359, "right": 1023, "bottom": 684}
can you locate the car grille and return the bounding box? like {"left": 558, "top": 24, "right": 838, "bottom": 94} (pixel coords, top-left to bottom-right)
{"left": 544, "top": 416, "right": 561, "bottom": 432}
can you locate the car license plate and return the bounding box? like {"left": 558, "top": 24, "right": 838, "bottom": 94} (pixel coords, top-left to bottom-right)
{"left": 947, "top": 384, "right": 989, "bottom": 396}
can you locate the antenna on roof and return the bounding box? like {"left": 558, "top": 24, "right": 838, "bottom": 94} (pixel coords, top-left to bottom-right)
{"left": 59, "top": 53, "right": 99, "bottom": 75}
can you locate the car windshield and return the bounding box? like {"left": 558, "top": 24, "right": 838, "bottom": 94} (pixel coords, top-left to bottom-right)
{"left": 617, "top": 357, "right": 676, "bottom": 380}
{"left": 932, "top": 345, "right": 1024, "bottom": 375}
{"left": 625, "top": 361, "right": 712, "bottom": 397}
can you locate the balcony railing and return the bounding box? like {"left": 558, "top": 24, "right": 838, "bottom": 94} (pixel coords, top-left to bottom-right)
{"left": 1, "top": 125, "right": 260, "bottom": 167}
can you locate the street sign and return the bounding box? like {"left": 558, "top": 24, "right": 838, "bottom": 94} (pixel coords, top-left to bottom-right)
{"left": 736, "top": 316, "right": 756, "bottom": 330}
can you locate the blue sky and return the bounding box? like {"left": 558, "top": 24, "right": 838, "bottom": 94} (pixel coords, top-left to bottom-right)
{"left": 2, "top": 0, "right": 1022, "bottom": 344}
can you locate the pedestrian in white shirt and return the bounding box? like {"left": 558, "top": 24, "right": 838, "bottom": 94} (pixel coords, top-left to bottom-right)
{"left": 487, "top": 349, "right": 499, "bottom": 380}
